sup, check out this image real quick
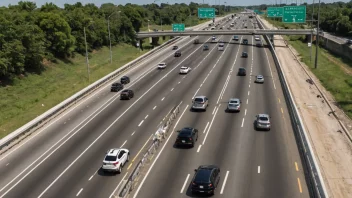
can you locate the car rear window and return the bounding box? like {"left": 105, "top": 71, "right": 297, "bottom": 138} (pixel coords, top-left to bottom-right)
{"left": 104, "top": 155, "right": 117, "bottom": 161}
{"left": 259, "top": 117, "right": 269, "bottom": 121}
{"left": 194, "top": 169, "right": 211, "bottom": 183}
{"left": 179, "top": 131, "right": 192, "bottom": 137}
{"left": 194, "top": 98, "right": 204, "bottom": 102}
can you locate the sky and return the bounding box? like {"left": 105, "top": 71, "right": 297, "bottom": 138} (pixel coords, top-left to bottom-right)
{"left": 0, "top": 0, "right": 348, "bottom": 8}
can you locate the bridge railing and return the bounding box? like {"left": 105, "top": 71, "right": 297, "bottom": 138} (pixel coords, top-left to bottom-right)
{"left": 255, "top": 16, "right": 328, "bottom": 198}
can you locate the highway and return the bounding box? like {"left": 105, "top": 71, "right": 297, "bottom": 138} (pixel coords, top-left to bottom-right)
{"left": 0, "top": 15, "right": 309, "bottom": 198}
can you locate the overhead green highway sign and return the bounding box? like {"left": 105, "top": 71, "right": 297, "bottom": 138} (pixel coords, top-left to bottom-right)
{"left": 267, "top": 7, "right": 284, "bottom": 17}
{"left": 198, "top": 8, "right": 215, "bottom": 18}
{"left": 172, "top": 24, "right": 185, "bottom": 32}
{"left": 283, "top": 6, "right": 306, "bottom": 23}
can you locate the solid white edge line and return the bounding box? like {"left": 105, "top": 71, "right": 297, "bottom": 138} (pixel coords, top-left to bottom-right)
{"left": 197, "top": 145, "right": 202, "bottom": 153}
{"left": 108, "top": 172, "right": 128, "bottom": 198}
{"left": 220, "top": 171, "right": 230, "bottom": 194}
{"left": 138, "top": 120, "right": 144, "bottom": 127}
{"left": 133, "top": 105, "right": 189, "bottom": 198}
{"left": 204, "top": 122, "right": 210, "bottom": 134}
{"left": 180, "top": 174, "right": 190, "bottom": 193}
{"left": 76, "top": 188, "right": 83, "bottom": 197}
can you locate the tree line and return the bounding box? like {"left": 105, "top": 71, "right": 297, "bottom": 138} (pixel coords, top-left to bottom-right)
{"left": 0, "top": 1, "right": 237, "bottom": 80}
{"left": 249, "top": 1, "right": 352, "bottom": 37}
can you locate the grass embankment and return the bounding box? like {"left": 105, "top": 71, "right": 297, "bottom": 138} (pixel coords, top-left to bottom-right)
{"left": 263, "top": 16, "right": 352, "bottom": 119}
{"left": 0, "top": 37, "right": 171, "bottom": 138}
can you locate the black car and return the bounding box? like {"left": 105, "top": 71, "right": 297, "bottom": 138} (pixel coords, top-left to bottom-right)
{"left": 175, "top": 127, "right": 198, "bottom": 147}
{"left": 111, "top": 83, "right": 124, "bottom": 92}
{"left": 191, "top": 165, "right": 220, "bottom": 195}
{"left": 242, "top": 39, "right": 248, "bottom": 45}
{"left": 120, "top": 76, "right": 130, "bottom": 84}
{"left": 172, "top": 45, "right": 178, "bottom": 50}
{"left": 175, "top": 50, "right": 181, "bottom": 57}
{"left": 242, "top": 52, "right": 248, "bottom": 58}
{"left": 238, "top": 67, "right": 246, "bottom": 76}
{"left": 120, "top": 89, "right": 134, "bottom": 100}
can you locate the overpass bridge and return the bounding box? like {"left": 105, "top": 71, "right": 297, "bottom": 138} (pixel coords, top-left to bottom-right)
{"left": 136, "top": 29, "right": 316, "bottom": 39}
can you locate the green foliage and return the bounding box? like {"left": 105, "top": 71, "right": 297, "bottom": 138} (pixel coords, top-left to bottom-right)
{"left": 0, "top": 1, "right": 235, "bottom": 80}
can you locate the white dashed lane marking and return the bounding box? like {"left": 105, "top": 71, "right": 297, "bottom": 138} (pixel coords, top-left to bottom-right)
{"left": 76, "top": 188, "right": 83, "bottom": 197}
{"left": 138, "top": 120, "right": 144, "bottom": 127}
{"left": 153, "top": 106, "right": 157, "bottom": 110}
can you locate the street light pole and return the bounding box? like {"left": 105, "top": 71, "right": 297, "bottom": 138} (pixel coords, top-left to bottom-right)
{"left": 84, "top": 27, "right": 90, "bottom": 83}
{"left": 314, "top": 0, "right": 321, "bottom": 69}
{"left": 310, "top": 0, "right": 315, "bottom": 62}
{"left": 108, "top": 11, "right": 121, "bottom": 64}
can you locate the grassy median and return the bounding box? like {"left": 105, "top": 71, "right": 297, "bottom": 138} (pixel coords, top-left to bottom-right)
{"left": 0, "top": 37, "right": 171, "bottom": 138}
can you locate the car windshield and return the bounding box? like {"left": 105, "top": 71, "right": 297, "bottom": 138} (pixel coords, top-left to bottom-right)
{"left": 229, "top": 100, "right": 238, "bottom": 104}
{"left": 181, "top": 67, "right": 187, "bottom": 69}
{"left": 104, "top": 155, "right": 117, "bottom": 161}
{"left": 257, "top": 76, "right": 263, "bottom": 79}
{"left": 194, "top": 98, "right": 204, "bottom": 103}
{"left": 159, "top": 63, "right": 165, "bottom": 65}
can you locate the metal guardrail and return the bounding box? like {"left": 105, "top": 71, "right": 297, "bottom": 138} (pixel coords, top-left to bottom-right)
{"left": 255, "top": 16, "right": 328, "bottom": 198}
{"left": 0, "top": 36, "right": 183, "bottom": 154}
{"left": 137, "top": 29, "right": 316, "bottom": 38}
{"left": 117, "top": 103, "right": 181, "bottom": 198}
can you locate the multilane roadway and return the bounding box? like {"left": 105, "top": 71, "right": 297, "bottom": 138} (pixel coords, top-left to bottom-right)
{"left": 0, "top": 15, "right": 308, "bottom": 198}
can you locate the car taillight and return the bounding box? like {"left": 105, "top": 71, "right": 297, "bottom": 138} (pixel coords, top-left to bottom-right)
{"left": 208, "top": 184, "right": 213, "bottom": 187}
{"left": 113, "top": 162, "right": 119, "bottom": 166}
{"left": 189, "top": 138, "right": 192, "bottom": 141}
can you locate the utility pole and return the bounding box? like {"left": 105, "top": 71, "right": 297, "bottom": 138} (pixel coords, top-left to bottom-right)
{"left": 84, "top": 27, "right": 90, "bottom": 83}
{"left": 314, "top": 0, "right": 321, "bottom": 69}
{"left": 108, "top": 11, "right": 121, "bottom": 64}
{"left": 310, "top": 0, "right": 315, "bottom": 62}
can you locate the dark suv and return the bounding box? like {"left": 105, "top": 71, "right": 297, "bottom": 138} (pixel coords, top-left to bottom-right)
{"left": 242, "top": 51, "right": 248, "bottom": 58}
{"left": 191, "top": 165, "right": 220, "bottom": 195}
{"left": 120, "top": 89, "right": 134, "bottom": 100}
{"left": 238, "top": 67, "right": 246, "bottom": 76}
{"left": 175, "top": 50, "right": 181, "bottom": 57}
{"left": 242, "top": 38, "right": 248, "bottom": 45}
{"left": 111, "top": 83, "right": 124, "bottom": 92}
{"left": 120, "top": 76, "right": 130, "bottom": 84}
{"left": 175, "top": 127, "right": 198, "bottom": 147}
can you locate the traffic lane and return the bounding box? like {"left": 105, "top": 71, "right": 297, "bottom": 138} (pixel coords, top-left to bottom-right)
{"left": 133, "top": 34, "right": 241, "bottom": 197}
{"left": 0, "top": 34, "right": 197, "bottom": 185}
{"left": 80, "top": 34, "right": 239, "bottom": 198}
{"left": 0, "top": 34, "right": 203, "bottom": 193}
{"left": 0, "top": 35, "right": 215, "bottom": 197}
{"left": 251, "top": 44, "right": 309, "bottom": 196}
{"left": 47, "top": 35, "right": 227, "bottom": 198}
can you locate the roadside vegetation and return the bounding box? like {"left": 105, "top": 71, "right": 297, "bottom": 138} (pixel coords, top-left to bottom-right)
{"left": 263, "top": 17, "right": 352, "bottom": 119}
{"left": 0, "top": 1, "right": 239, "bottom": 137}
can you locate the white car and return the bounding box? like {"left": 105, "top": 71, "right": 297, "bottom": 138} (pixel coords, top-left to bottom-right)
{"left": 102, "top": 148, "right": 130, "bottom": 173}
{"left": 158, "top": 62, "right": 167, "bottom": 69}
{"left": 255, "top": 75, "right": 264, "bottom": 83}
{"left": 179, "top": 66, "right": 191, "bottom": 74}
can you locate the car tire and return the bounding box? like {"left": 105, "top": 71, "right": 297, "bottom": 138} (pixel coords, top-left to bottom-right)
{"left": 117, "top": 166, "right": 122, "bottom": 173}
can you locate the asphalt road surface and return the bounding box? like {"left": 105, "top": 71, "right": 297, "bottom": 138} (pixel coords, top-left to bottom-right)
{"left": 0, "top": 15, "right": 309, "bottom": 198}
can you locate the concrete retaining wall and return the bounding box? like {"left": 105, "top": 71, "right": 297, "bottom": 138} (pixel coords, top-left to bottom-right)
{"left": 321, "top": 37, "right": 352, "bottom": 61}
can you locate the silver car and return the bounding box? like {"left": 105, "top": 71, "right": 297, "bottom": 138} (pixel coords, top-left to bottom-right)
{"left": 192, "top": 96, "right": 209, "bottom": 111}
{"left": 227, "top": 98, "right": 241, "bottom": 112}
{"left": 255, "top": 75, "right": 264, "bottom": 83}
{"left": 255, "top": 114, "right": 271, "bottom": 130}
